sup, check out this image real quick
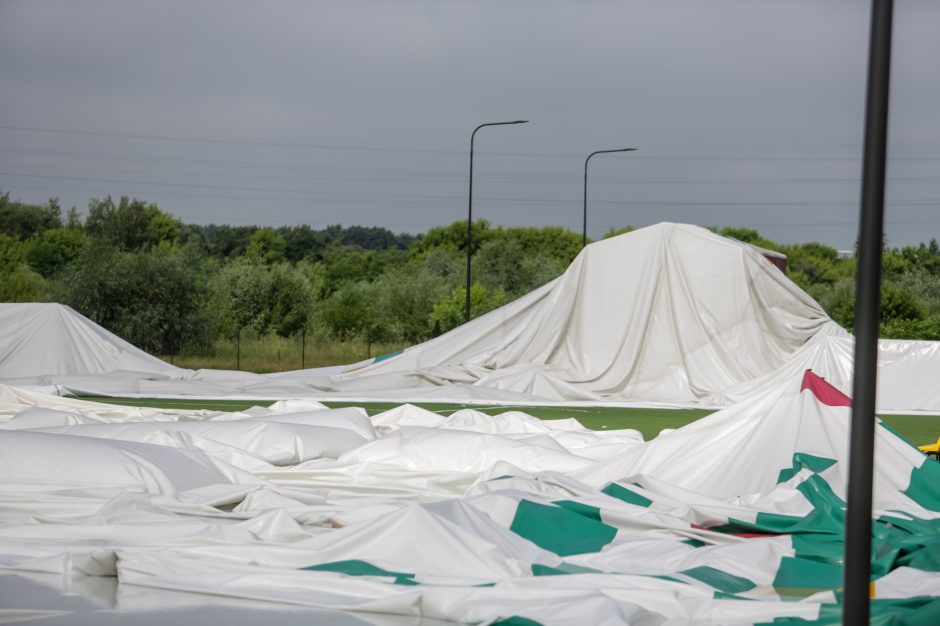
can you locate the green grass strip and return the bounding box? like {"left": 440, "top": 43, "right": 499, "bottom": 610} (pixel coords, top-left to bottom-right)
{"left": 74, "top": 396, "right": 939, "bottom": 444}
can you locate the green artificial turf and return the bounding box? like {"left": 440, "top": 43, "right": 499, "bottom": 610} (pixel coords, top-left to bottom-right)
{"left": 74, "top": 396, "right": 940, "bottom": 446}
{"left": 323, "top": 401, "right": 713, "bottom": 441}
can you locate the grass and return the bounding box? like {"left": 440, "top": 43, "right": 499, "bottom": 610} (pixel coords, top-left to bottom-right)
{"left": 159, "top": 335, "right": 406, "bottom": 373}
{"left": 75, "top": 396, "right": 940, "bottom": 446}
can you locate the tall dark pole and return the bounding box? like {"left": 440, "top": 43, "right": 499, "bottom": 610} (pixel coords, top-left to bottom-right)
{"left": 466, "top": 120, "right": 528, "bottom": 323}
{"left": 583, "top": 148, "right": 636, "bottom": 248}
{"left": 843, "top": 0, "right": 893, "bottom": 624}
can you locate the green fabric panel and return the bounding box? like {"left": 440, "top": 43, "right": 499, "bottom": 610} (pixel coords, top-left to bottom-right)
{"left": 682, "top": 538, "right": 706, "bottom": 548}
{"left": 491, "top": 618, "right": 545, "bottom": 626}
{"left": 302, "top": 559, "right": 418, "bottom": 585}
{"left": 777, "top": 453, "right": 838, "bottom": 484}
{"left": 715, "top": 474, "right": 845, "bottom": 536}
{"left": 772, "top": 556, "right": 843, "bottom": 597}
{"left": 901, "top": 597, "right": 940, "bottom": 626}
{"left": 601, "top": 482, "right": 653, "bottom": 507}
{"left": 531, "top": 562, "right": 601, "bottom": 576}
{"left": 792, "top": 534, "right": 844, "bottom": 566}
{"left": 509, "top": 499, "right": 617, "bottom": 557}
{"left": 713, "top": 591, "right": 754, "bottom": 601}
{"left": 903, "top": 458, "right": 940, "bottom": 512}
{"left": 899, "top": 543, "right": 940, "bottom": 572}
{"left": 680, "top": 565, "right": 756, "bottom": 594}
{"left": 877, "top": 512, "right": 940, "bottom": 537}
{"left": 870, "top": 525, "right": 904, "bottom": 578}
{"left": 651, "top": 574, "right": 683, "bottom": 583}
{"left": 553, "top": 499, "right": 603, "bottom": 522}
{"left": 372, "top": 349, "right": 404, "bottom": 363}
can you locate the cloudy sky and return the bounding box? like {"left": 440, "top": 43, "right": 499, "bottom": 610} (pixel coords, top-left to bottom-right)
{"left": 1, "top": 0, "right": 938, "bottom": 248}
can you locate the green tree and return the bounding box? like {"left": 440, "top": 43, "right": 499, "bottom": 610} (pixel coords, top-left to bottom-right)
{"left": 26, "top": 228, "right": 90, "bottom": 277}
{"left": 429, "top": 283, "right": 507, "bottom": 335}
{"left": 191, "top": 224, "right": 258, "bottom": 258}
{"left": 371, "top": 264, "right": 453, "bottom": 342}
{"left": 0, "top": 234, "right": 48, "bottom": 302}
{"left": 0, "top": 193, "right": 62, "bottom": 238}
{"left": 412, "top": 219, "right": 496, "bottom": 256}
{"left": 320, "top": 244, "right": 384, "bottom": 294}
{"left": 0, "top": 266, "right": 47, "bottom": 302}
{"left": 56, "top": 243, "right": 210, "bottom": 354}
{"left": 245, "top": 228, "right": 287, "bottom": 265}
{"left": 821, "top": 278, "right": 925, "bottom": 331}
{"left": 265, "top": 262, "right": 314, "bottom": 337}
{"left": 474, "top": 237, "right": 566, "bottom": 299}
{"left": 211, "top": 259, "right": 272, "bottom": 337}
{"left": 315, "top": 280, "right": 389, "bottom": 346}
{"left": 85, "top": 196, "right": 181, "bottom": 251}
{"left": 603, "top": 225, "right": 635, "bottom": 239}
{"left": 278, "top": 225, "right": 330, "bottom": 263}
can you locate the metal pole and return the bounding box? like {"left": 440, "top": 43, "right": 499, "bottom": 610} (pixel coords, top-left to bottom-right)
{"left": 465, "top": 120, "right": 528, "bottom": 323}
{"left": 583, "top": 148, "right": 637, "bottom": 249}
{"left": 843, "top": 1, "right": 893, "bottom": 623}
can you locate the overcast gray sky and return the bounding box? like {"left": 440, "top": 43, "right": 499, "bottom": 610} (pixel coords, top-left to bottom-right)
{"left": 1, "top": 0, "right": 938, "bottom": 249}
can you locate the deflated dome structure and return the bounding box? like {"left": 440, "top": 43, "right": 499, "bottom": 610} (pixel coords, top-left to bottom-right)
{"left": 2, "top": 223, "right": 940, "bottom": 624}
{"left": 5, "top": 223, "right": 940, "bottom": 413}
{"left": 1, "top": 369, "right": 939, "bottom": 624}
{"left": 0, "top": 302, "right": 178, "bottom": 379}
{"left": 316, "top": 223, "right": 848, "bottom": 404}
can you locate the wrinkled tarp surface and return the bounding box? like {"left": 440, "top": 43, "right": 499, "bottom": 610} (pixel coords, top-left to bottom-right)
{"left": 0, "top": 302, "right": 177, "bottom": 379}
{"left": 2, "top": 371, "right": 940, "bottom": 625}
{"left": 5, "top": 224, "right": 940, "bottom": 413}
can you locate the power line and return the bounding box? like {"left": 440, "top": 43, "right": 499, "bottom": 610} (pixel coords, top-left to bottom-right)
{"left": 4, "top": 124, "right": 940, "bottom": 162}
{"left": 3, "top": 178, "right": 936, "bottom": 209}
{"left": 0, "top": 124, "right": 462, "bottom": 156}
{"left": 6, "top": 160, "right": 940, "bottom": 186}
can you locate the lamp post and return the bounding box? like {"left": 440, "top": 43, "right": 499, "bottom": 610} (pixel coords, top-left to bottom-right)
{"left": 843, "top": 0, "right": 893, "bottom": 623}
{"left": 466, "top": 120, "right": 529, "bottom": 323}
{"left": 583, "top": 148, "right": 636, "bottom": 248}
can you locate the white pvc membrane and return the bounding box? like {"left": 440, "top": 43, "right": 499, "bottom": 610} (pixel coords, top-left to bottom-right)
{"left": 3, "top": 224, "right": 940, "bottom": 624}
{"left": 2, "top": 371, "right": 940, "bottom": 625}
{"left": 6, "top": 224, "right": 940, "bottom": 413}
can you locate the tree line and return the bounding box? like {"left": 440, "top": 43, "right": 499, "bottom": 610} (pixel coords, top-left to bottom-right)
{"left": 3, "top": 191, "right": 940, "bottom": 363}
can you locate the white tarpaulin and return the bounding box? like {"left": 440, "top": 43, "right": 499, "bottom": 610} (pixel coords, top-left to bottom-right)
{"left": 1, "top": 372, "right": 939, "bottom": 625}
{"left": 0, "top": 302, "right": 177, "bottom": 379}
{"left": 4, "top": 224, "right": 940, "bottom": 414}
{"left": 315, "top": 223, "right": 842, "bottom": 404}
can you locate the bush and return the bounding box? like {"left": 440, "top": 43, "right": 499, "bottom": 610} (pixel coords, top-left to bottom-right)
{"left": 429, "top": 283, "right": 508, "bottom": 335}
{"left": 57, "top": 244, "right": 210, "bottom": 354}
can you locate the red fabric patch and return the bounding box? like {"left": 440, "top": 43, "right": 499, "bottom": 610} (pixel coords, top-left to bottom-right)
{"left": 800, "top": 369, "right": 852, "bottom": 407}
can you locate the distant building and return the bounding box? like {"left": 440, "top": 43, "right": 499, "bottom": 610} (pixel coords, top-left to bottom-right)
{"left": 748, "top": 244, "right": 788, "bottom": 273}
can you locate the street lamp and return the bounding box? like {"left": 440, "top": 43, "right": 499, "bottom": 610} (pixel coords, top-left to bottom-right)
{"left": 583, "top": 148, "right": 637, "bottom": 248}
{"left": 843, "top": 0, "right": 893, "bottom": 623}
{"left": 465, "top": 120, "right": 529, "bottom": 323}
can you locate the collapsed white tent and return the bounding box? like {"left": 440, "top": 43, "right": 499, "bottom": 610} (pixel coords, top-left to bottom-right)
{"left": 4, "top": 223, "right": 940, "bottom": 413}
{"left": 0, "top": 302, "right": 177, "bottom": 379}
{"left": 297, "top": 223, "right": 940, "bottom": 413}
{"left": 0, "top": 303, "right": 333, "bottom": 398}
{"left": 311, "top": 223, "right": 843, "bottom": 404}
{"left": 2, "top": 370, "right": 939, "bottom": 625}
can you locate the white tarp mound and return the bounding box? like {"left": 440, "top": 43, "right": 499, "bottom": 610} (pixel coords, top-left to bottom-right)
{"left": 5, "top": 224, "right": 940, "bottom": 413}
{"left": 0, "top": 302, "right": 177, "bottom": 379}
{"left": 1, "top": 374, "right": 939, "bottom": 624}
{"left": 314, "top": 223, "right": 845, "bottom": 403}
